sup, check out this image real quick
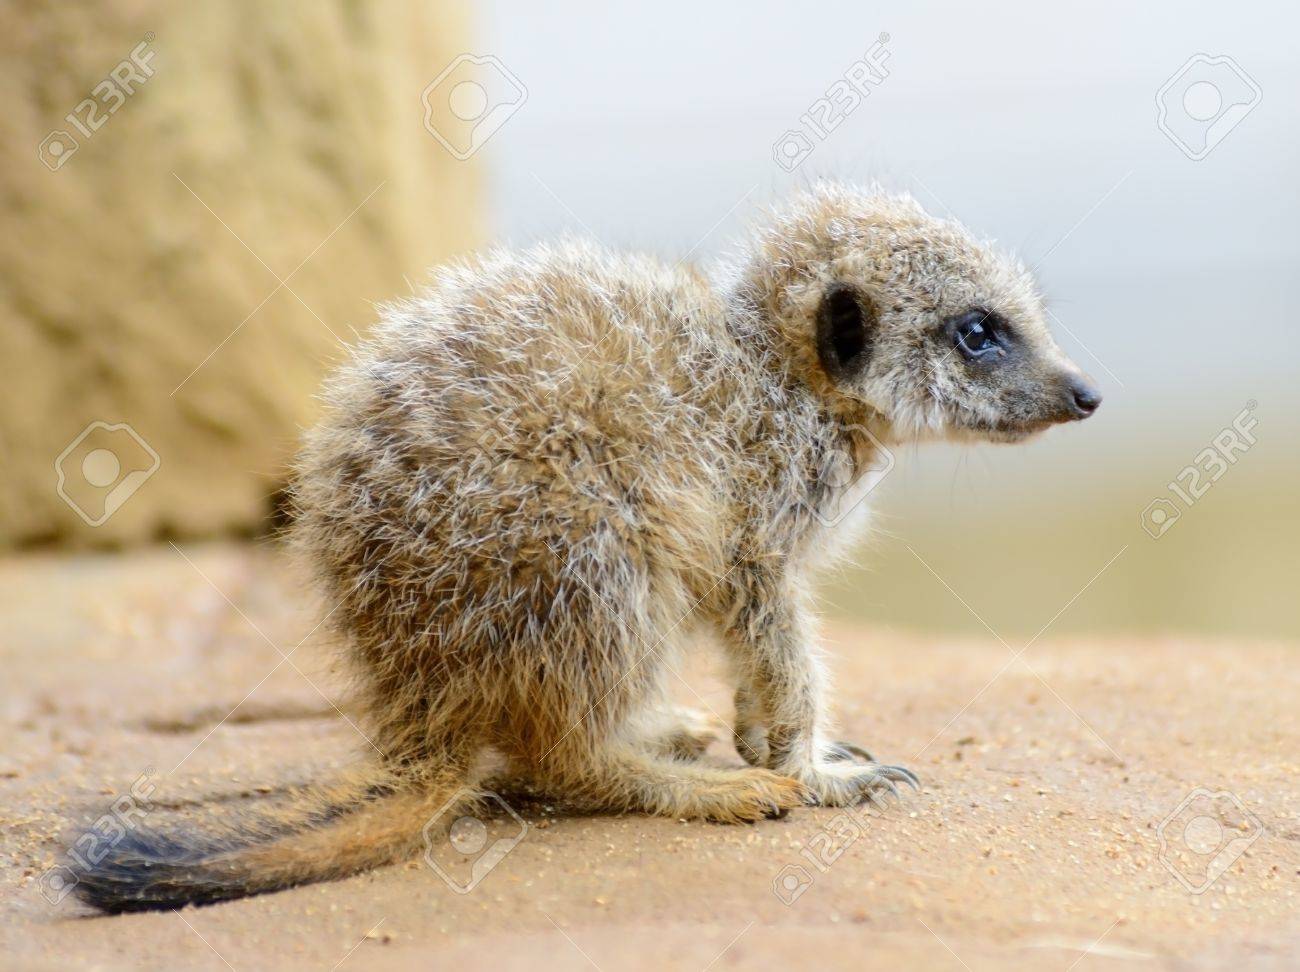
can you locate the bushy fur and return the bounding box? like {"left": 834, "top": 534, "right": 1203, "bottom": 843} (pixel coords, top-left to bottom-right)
{"left": 76, "top": 183, "right": 1095, "bottom": 912}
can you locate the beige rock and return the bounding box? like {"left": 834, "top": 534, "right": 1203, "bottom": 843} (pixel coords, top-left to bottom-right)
{"left": 0, "top": 0, "right": 482, "bottom": 547}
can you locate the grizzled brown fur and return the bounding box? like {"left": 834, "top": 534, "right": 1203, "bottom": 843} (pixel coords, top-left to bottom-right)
{"left": 75, "top": 183, "right": 1098, "bottom": 911}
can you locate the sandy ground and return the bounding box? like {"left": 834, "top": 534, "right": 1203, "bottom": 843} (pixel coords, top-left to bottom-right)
{"left": 1, "top": 544, "right": 1297, "bottom": 971}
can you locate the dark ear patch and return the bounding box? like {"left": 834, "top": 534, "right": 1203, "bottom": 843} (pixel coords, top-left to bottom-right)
{"left": 815, "top": 283, "right": 875, "bottom": 380}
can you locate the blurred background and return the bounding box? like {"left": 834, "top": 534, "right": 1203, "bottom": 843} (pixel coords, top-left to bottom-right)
{"left": 3, "top": 0, "right": 1297, "bottom": 644}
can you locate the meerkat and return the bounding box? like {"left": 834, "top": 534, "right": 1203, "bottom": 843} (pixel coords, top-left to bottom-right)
{"left": 75, "top": 182, "right": 1100, "bottom": 912}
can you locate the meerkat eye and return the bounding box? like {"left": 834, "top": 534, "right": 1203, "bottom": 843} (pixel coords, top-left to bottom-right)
{"left": 951, "top": 309, "right": 1003, "bottom": 361}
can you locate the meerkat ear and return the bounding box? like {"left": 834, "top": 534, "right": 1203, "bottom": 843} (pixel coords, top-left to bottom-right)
{"left": 815, "top": 283, "right": 876, "bottom": 381}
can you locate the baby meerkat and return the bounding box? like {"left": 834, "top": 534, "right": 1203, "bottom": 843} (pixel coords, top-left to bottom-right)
{"left": 77, "top": 182, "right": 1100, "bottom": 911}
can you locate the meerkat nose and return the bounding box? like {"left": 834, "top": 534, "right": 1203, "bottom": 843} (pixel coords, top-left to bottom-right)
{"left": 1068, "top": 379, "right": 1103, "bottom": 418}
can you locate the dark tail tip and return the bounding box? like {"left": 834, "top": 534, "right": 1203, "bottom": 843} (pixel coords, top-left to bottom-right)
{"left": 73, "top": 828, "right": 258, "bottom": 914}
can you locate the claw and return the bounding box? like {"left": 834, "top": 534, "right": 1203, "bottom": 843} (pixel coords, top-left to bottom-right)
{"left": 867, "top": 772, "right": 901, "bottom": 803}
{"left": 835, "top": 741, "right": 876, "bottom": 763}
{"left": 877, "top": 764, "right": 921, "bottom": 790}
{"left": 824, "top": 743, "right": 854, "bottom": 762}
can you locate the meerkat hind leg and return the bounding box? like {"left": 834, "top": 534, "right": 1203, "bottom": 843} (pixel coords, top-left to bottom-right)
{"left": 546, "top": 740, "right": 808, "bottom": 823}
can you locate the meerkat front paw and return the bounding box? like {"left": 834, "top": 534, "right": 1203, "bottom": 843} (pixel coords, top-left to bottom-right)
{"left": 735, "top": 729, "right": 874, "bottom": 769}
{"left": 653, "top": 708, "right": 725, "bottom": 761}
{"left": 784, "top": 759, "right": 919, "bottom": 808}
{"left": 732, "top": 687, "right": 769, "bottom": 767}
{"left": 733, "top": 723, "right": 770, "bottom": 766}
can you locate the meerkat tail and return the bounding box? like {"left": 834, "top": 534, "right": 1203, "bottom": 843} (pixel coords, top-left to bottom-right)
{"left": 73, "top": 768, "right": 473, "bottom": 913}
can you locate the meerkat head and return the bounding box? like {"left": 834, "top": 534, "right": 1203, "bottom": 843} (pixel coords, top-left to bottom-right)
{"left": 728, "top": 183, "right": 1101, "bottom": 443}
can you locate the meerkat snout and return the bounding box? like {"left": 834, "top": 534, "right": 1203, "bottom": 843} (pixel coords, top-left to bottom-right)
{"left": 1028, "top": 362, "right": 1103, "bottom": 427}
{"left": 1067, "top": 376, "right": 1103, "bottom": 418}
